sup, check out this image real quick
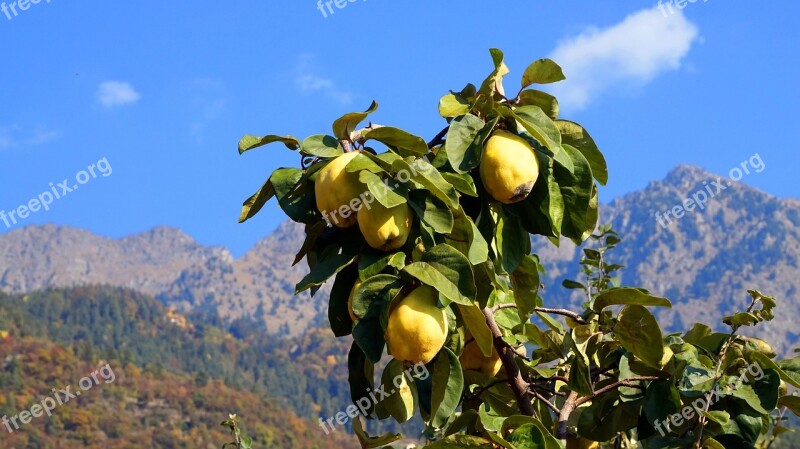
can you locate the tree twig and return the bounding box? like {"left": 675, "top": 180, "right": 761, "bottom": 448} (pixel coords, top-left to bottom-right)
{"left": 427, "top": 126, "right": 449, "bottom": 148}
{"left": 575, "top": 376, "right": 659, "bottom": 406}
{"left": 482, "top": 307, "right": 535, "bottom": 416}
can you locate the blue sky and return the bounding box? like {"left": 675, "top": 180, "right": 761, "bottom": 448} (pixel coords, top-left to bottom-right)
{"left": 0, "top": 1, "right": 797, "bottom": 256}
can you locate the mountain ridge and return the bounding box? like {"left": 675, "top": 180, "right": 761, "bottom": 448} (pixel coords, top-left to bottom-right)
{"left": 0, "top": 164, "right": 797, "bottom": 347}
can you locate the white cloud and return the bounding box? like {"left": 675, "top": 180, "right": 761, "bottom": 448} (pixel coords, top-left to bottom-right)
{"left": 96, "top": 81, "right": 141, "bottom": 107}
{"left": 548, "top": 7, "right": 699, "bottom": 110}
{"left": 0, "top": 126, "right": 59, "bottom": 151}
{"left": 293, "top": 55, "right": 353, "bottom": 105}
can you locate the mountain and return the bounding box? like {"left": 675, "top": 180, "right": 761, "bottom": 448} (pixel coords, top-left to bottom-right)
{"left": 0, "top": 164, "right": 798, "bottom": 349}
{"left": 532, "top": 164, "right": 800, "bottom": 352}
{"left": 0, "top": 286, "right": 361, "bottom": 449}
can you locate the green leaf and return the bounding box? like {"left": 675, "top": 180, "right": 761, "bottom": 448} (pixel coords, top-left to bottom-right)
{"left": 300, "top": 134, "right": 343, "bottom": 157}
{"left": 512, "top": 105, "right": 562, "bottom": 153}
{"left": 238, "top": 178, "right": 274, "bottom": 223}
{"left": 332, "top": 101, "right": 378, "bottom": 140}
{"left": 556, "top": 120, "right": 607, "bottom": 185}
{"left": 510, "top": 256, "right": 541, "bottom": 321}
{"left": 439, "top": 93, "right": 472, "bottom": 118}
{"left": 352, "top": 417, "right": 402, "bottom": 449}
{"left": 446, "top": 208, "right": 489, "bottom": 265}
{"left": 458, "top": 304, "right": 494, "bottom": 358}
{"left": 521, "top": 58, "right": 566, "bottom": 87}
{"left": 614, "top": 305, "right": 664, "bottom": 368}
{"left": 430, "top": 348, "right": 465, "bottom": 428}
{"left": 644, "top": 379, "right": 681, "bottom": 425}
{"left": 238, "top": 134, "right": 300, "bottom": 154}
{"left": 554, "top": 144, "right": 595, "bottom": 242}
{"left": 358, "top": 171, "right": 407, "bottom": 208}
{"left": 399, "top": 158, "right": 459, "bottom": 209}
{"left": 444, "top": 114, "right": 488, "bottom": 174}
{"left": 562, "top": 279, "right": 586, "bottom": 290}
{"left": 329, "top": 267, "right": 358, "bottom": 337}
{"left": 348, "top": 343, "right": 375, "bottom": 416}
{"left": 295, "top": 252, "right": 357, "bottom": 294}
{"left": 593, "top": 287, "right": 672, "bottom": 312}
{"left": 362, "top": 126, "right": 428, "bottom": 157}
{"left": 516, "top": 90, "right": 559, "bottom": 120}
{"left": 441, "top": 172, "right": 478, "bottom": 197}
{"left": 735, "top": 369, "right": 781, "bottom": 412}
{"left": 403, "top": 244, "right": 476, "bottom": 306}
{"left": 779, "top": 395, "right": 800, "bottom": 417}
{"left": 425, "top": 435, "right": 494, "bottom": 448}
{"left": 478, "top": 48, "right": 510, "bottom": 99}
{"left": 497, "top": 210, "right": 530, "bottom": 274}
{"left": 358, "top": 250, "right": 405, "bottom": 280}
{"left": 408, "top": 190, "right": 454, "bottom": 234}
{"left": 507, "top": 423, "right": 547, "bottom": 449}
{"left": 270, "top": 167, "right": 319, "bottom": 224}
{"left": 351, "top": 275, "right": 404, "bottom": 362}
{"left": 379, "top": 359, "right": 416, "bottom": 423}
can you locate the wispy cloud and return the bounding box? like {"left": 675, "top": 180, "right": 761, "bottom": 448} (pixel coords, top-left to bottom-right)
{"left": 96, "top": 81, "right": 141, "bottom": 108}
{"left": 187, "top": 78, "right": 228, "bottom": 142}
{"left": 0, "top": 126, "right": 59, "bottom": 151}
{"left": 293, "top": 55, "right": 353, "bottom": 105}
{"left": 548, "top": 7, "right": 700, "bottom": 110}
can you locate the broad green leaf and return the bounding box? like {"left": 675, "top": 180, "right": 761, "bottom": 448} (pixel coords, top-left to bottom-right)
{"left": 408, "top": 190, "right": 454, "bottom": 234}
{"left": 439, "top": 93, "right": 472, "bottom": 118}
{"left": 556, "top": 120, "right": 608, "bottom": 185}
{"left": 512, "top": 105, "right": 562, "bottom": 153}
{"left": 300, "top": 134, "right": 343, "bottom": 157}
{"left": 446, "top": 208, "right": 489, "bottom": 265}
{"left": 441, "top": 172, "right": 478, "bottom": 197}
{"left": 500, "top": 417, "right": 561, "bottom": 449}
{"left": 403, "top": 244, "right": 477, "bottom": 306}
{"left": 445, "top": 114, "right": 492, "bottom": 174}
{"left": 516, "top": 89, "right": 559, "bottom": 120}
{"left": 593, "top": 287, "right": 672, "bottom": 312}
{"left": 358, "top": 171, "right": 407, "bottom": 208}
{"left": 239, "top": 178, "right": 274, "bottom": 223}
{"left": 238, "top": 134, "right": 299, "bottom": 154}
{"left": 554, "top": 144, "right": 594, "bottom": 242}
{"left": 497, "top": 210, "right": 530, "bottom": 274}
{"left": 478, "top": 48, "right": 510, "bottom": 99}
{"left": 332, "top": 101, "right": 378, "bottom": 140}
{"left": 270, "top": 167, "right": 319, "bottom": 224}
{"left": 729, "top": 369, "right": 780, "bottom": 415}
{"left": 358, "top": 250, "right": 405, "bottom": 280}
{"left": 430, "top": 348, "right": 465, "bottom": 428}
{"left": 457, "top": 303, "right": 494, "bottom": 358}
{"left": 362, "top": 126, "right": 428, "bottom": 156}
{"left": 348, "top": 343, "right": 375, "bottom": 416}
{"left": 644, "top": 379, "right": 681, "bottom": 425}
{"left": 507, "top": 423, "right": 547, "bottom": 449}
{"left": 392, "top": 158, "right": 459, "bottom": 209}
{"left": 425, "top": 435, "right": 494, "bottom": 448}
{"left": 352, "top": 275, "right": 404, "bottom": 362}
{"left": 329, "top": 267, "right": 358, "bottom": 337}
{"left": 779, "top": 395, "right": 800, "bottom": 417}
{"left": 379, "top": 359, "right": 416, "bottom": 423}
{"left": 352, "top": 417, "right": 402, "bottom": 448}
{"left": 521, "top": 58, "right": 566, "bottom": 87}
{"left": 511, "top": 256, "right": 541, "bottom": 321}
{"left": 345, "top": 152, "right": 385, "bottom": 174}
{"left": 614, "top": 305, "right": 664, "bottom": 368}
{"left": 296, "top": 252, "right": 357, "bottom": 294}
